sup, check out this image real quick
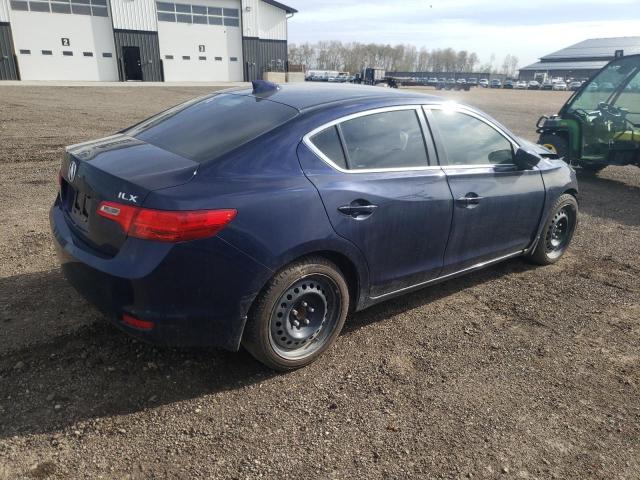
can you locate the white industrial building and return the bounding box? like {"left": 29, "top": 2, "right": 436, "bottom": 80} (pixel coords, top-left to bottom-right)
{"left": 0, "top": 0, "right": 295, "bottom": 81}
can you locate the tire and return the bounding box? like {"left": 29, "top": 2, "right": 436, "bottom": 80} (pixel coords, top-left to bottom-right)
{"left": 539, "top": 133, "right": 569, "bottom": 160}
{"left": 242, "top": 256, "right": 350, "bottom": 371}
{"left": 528, "top": 194, "right": 578, "bottom": 265}
{"left": 577, "top": 161, "right": 606, "bottom": 173}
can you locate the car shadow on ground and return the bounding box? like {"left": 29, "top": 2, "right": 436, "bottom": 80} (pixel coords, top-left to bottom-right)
{"left": 0, "top": 257, "right": 536, "bottom": 439}
{"left": 576, "top": 169, "right": 640, "bottom": 227}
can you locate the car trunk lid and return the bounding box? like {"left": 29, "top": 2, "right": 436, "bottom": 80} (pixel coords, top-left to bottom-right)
{"left": 59, "top": 134, "right": 198, "bottom": 256}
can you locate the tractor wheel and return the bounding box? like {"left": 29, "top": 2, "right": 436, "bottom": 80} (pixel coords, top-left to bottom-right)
{"left": 539, "top": 133, "right": 569, "bottom": 160}
{"left": 577, "top": 161, "right": 606, "bottom": 173}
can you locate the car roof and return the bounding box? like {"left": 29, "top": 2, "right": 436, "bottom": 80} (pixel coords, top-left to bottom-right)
{"left": 226, "top": 82, "right": 442, "bottom": 112}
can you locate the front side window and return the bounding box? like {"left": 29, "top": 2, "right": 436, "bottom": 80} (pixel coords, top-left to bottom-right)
{"left": 312, "top": 109, "right": 428, "bottom": 171}
{"left": 430, "top": 109, "right": 514, "bottom": 165}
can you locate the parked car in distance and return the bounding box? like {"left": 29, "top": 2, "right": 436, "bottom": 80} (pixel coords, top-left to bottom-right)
{"left": 479, "top": 78, "right": 489, "bottom": 87}
{"left": 541, "top": 81, "right": 554, "bottom": 90}
{"left": 427, "top": 77, "right": 438, "bottom": 86}
{"left": 467, "top": 77, "right": 478, "bottom": 86}
{"left": 552, "top": 81, "right": 567, "bottom": 91}
{"left": 515, "top": 80, "right": 528, "bottom": 90}
{"left": 51, "top": 82, "right": 579, "bottom": 371}
{"left": 456, "top": 78, "right": 467, "bottom": 84}
{"left": 568, "top": 81, "right": 582, "bottom": 91}
{"left": 503, "top": 80, "right": 514, "bottom": 89}
{"left": 528, "top": 80, "right": 541, "bottom": 90}
{"left": 489, "top": 79, "right": 502, "bottom": 88}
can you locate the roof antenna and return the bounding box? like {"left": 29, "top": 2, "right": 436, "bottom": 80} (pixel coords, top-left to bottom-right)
{"left": 252, "top": 80, "right": 280, "bottom": 95}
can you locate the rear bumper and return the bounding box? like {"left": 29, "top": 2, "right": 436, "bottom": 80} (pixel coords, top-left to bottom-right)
{"left": 50, "top": 201, "right": 272, "bottom": 350}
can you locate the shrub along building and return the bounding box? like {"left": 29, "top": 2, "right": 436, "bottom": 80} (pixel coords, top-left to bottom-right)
{"left": 518, "top": 36, "right": 640, "bottom": 82}
{"left": 0, "top": 0, "right": 295, "bottom": 81}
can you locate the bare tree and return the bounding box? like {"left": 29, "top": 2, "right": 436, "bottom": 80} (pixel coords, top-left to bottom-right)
{"left": 288, "top": 41, "right": 488, "bottom": 74}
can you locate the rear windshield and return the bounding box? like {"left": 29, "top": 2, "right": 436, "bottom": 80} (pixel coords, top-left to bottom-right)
{"left": 127, "top": 93, "right": 298, "bottom": 163}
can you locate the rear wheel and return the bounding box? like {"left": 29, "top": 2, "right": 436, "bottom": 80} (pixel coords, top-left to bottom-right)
{"left": 539, "top": 133, "right": 569, "bottom": 160}
{"left": 528, "top": 194, "right": 578, "bottom": 265}
{"left": 242, "top": 257, "right": 350, "bottom": 371}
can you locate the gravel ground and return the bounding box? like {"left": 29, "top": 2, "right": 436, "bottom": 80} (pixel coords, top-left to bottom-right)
{"left": 0, "top": 85, "right": 638, "bottom": 479}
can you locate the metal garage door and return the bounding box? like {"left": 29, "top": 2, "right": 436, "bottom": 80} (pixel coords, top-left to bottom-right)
{"left": 0, "top": 23, "right": 19, "bottom": 80}
{"left": 113, "top": 29, "right": 162, "bottom": 82}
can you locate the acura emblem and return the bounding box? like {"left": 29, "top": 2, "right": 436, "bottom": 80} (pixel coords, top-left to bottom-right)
{"left": 68, "top": 161, "right": 77, "bottom": 182}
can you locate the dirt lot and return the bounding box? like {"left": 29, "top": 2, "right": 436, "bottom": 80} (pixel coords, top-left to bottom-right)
{"left": 0, "top": 85, "right": 638, "bottom": 479}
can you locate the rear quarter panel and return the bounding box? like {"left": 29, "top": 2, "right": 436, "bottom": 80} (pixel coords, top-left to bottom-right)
{"left": 142, "top": 120, "right": 371, "bottom": 310}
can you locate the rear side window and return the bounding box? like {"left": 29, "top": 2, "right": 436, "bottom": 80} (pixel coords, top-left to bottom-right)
{"left": 310, "top": 126, "right": 347, "bottom": 169}
{"left": 128, "top": 94, "right": 298, "bottom": 163}
{"left": 308, "top": 109, "right": 429, "bottom": 170}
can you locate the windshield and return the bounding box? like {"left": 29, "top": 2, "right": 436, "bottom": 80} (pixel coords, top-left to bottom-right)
{"left": 566, "top": 56, "right": 640, "bottom": 117}
{"left": 127, "top": 93, "right": 299, "bottom": 163}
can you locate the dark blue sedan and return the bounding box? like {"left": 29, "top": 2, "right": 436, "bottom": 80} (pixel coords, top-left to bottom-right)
{"left": 51, "top": 82, "right": 578, "bottom": 370}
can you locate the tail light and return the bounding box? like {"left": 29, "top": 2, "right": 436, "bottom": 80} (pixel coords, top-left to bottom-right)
{"left": 97, "top": 201, "right": 236, "bottom": 242}
{"left": 122, "top": 313, "right": 154, "bottom": 330}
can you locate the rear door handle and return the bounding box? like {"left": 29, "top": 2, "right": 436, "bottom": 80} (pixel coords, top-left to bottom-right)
{"left": 337, "top": 202, "right": 378, "bottom": 219}
{"left": 456, "top": 193, "right": 484, "bottom": 208}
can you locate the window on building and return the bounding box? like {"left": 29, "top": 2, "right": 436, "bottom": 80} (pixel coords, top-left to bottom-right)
{"left": 156, "top": 1, "right": 174, "bottom": 10}
{"left": 154, "top": 2, "right": 238, "bottom": 26}
{"left": 42, "top": 50, "right": 53, "bottom": 55}
{"left": 16, "top": 0, "right": 108, "bottom": 16}
{"left": 83, "top": 51, "right": 93, "bottom": 57}
{"left": 19, "top": 49, "right": 31, "bottom": 54}
{"left": 62, "top": 51, "right": 73, "bottom": 56}
{"left": 165, "top": 54, "right": 174, "bottom": 59}
{"left": 71, "top": 3, "right": 90, "bottom": 14}
{"left": 222, "top": 7, "right": 237, "bottom": 17}
{"left": 223, "top": 17, "right": 238, "bottom": 27}
{"left": 10, "top": 0, "right": 29, "bottom": 10}
{"left": 102, "top": 52, "right": 112, "bottom": 58}
{"left": 51, "top": 2, "right": 71, "bottom": 13}
{"left": 182, "top": 56, "right": 190, "bottom": 60}
{"left": 29, "top": 1, "right": 50, "bottom": 11}
{"left": 214, "top": 56, "right": 222, "bottom": 61}
{"left": 230, "top": 57, "right": 238, "bottom": 62}
{"left": 157, "top": 12, "right": 175, "bottom": 21}
{"left": 198, "top": 56, "right": 206, "bottom": 60}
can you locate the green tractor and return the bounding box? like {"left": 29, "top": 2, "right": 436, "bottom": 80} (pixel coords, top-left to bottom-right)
{"left": 536, "top": 53, "right": 640, "bottom": 172}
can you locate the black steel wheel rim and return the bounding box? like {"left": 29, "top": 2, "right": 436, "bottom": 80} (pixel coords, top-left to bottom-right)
{"left": 545, "top": 206, "right": 574, "bottom": 257}
{"left": 269, "top": 274, "right": 341, "bottom": 360}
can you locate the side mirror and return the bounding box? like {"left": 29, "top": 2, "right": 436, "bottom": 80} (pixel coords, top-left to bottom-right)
{"left": 514, "top": 147, "right": 541, "bottom": 170}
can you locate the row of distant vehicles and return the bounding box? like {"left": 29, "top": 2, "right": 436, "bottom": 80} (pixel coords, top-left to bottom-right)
{"left": 305, "top": 70, "right": 597, "bottom": 92}
{"left": 428, "top": 77, "right": 586, "bottom": 91}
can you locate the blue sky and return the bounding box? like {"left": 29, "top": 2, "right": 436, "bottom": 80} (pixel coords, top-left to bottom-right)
{"left": 284, "top": 0, "right": 640, "bottom": 68}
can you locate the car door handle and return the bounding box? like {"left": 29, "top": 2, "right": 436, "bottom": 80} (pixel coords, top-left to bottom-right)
{"left": 337, "top": 202, "right": 378, "bottom": 219}
{"left": 456, "top": 194, "right": 484, "bottom": 208}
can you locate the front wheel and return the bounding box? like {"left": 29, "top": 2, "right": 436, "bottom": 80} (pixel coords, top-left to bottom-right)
{"left": 528, "top": 194, "right": 578, "bottom": 265}
{"left": 242, "top": 257, "right": 350, "bottom": 371}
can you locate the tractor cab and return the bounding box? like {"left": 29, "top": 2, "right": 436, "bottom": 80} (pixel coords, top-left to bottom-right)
{"left": 537, "top": 54, "right": 640, "bottom": 172}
